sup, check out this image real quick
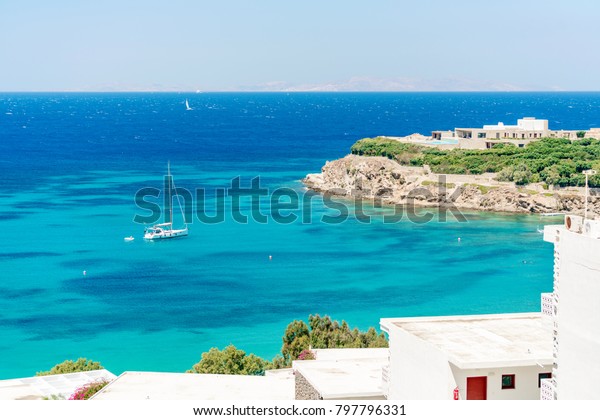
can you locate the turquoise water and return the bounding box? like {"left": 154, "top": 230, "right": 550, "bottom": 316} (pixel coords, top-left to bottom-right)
{"left": 0, "top": 166, "right": 554, "bottom": 378}
{"left": 2, "top": 92, "right": 596, "bottom": 379}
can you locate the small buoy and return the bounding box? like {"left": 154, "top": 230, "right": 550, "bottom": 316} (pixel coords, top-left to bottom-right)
{"left": 269, "top": 255, "right": 272, "bottom": 260}
{"left": 83, "top": 270, "right": 87, "bottom": 276}
{"left": 457, "top": 237, "right": 461, "bottom": 243}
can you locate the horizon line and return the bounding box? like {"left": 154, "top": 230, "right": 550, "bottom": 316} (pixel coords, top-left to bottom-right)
{"left": 2, "top": 90, "right": 600, "bottom": 94}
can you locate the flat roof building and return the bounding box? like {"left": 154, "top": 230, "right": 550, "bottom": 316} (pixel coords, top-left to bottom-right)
{"left": 380, "top": 313, "right": 553, "bottom": 400}
{"left": 0, "top": 369, "right": 116, "bottom": 400}
{"left": 293, "top": 348, "right": 388, "bottom": 400}
{"left": 91, "top": 371, "right": 294, "bottom": 400}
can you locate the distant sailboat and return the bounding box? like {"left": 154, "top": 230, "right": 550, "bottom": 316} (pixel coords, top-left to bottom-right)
{"left": 185, "top": 99, "right": 193, "bottom": 111}
{"left": 144, "top": 162, "right": 188, "bottom": 240}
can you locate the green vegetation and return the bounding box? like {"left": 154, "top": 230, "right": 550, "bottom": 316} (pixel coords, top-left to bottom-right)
{"left": 518, "top": 188, "right": 539, "bottom": 195}
{"left": 421, "top": 180, "right": 455, "bottom": 188}
{"left": 187, "top": 315, "right": 388, "bottom": 375}
{"left": 36, "top": 358, "right": 103, "bottom": 376}
{"left": 281, "top": 314, "right": 388, "bottom": 364}
{"left": 187, "top": 345, "right": 273, "bottom": 376}
{"left": 350, "top": 137, "right": 600, "bottom": 187}
{"left": 465, "top": 184, "right": 498, "bottom": 195}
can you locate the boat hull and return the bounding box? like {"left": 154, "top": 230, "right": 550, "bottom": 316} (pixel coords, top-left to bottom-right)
{"left": 143, "top": 228, "right": 188, "bottom": 240}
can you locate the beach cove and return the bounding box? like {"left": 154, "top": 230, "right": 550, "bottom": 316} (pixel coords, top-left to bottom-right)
{"left": 1, "top": 92, "right": 598, "bottom": 379}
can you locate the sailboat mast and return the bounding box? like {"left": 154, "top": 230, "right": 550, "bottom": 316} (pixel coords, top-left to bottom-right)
{"left": 168, "top": 161, "right": 173, "bottom": 225}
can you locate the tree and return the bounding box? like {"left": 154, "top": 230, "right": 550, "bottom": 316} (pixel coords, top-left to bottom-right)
{"left": 495, "top": 166, "right": 514, "bottom": 182}
{"left": 541, "top": 165, "right": 561, "bottom": 186}
{"left": 281, "top": 320, "right": 310, "bottom": 364}
{"left": 36, "top": 358, "right": 103, "bottom": 376}
{"left": 280, "top": 315, "right": 388, "bottom": 366}
{"left": 576, "top": 131, "right": 586, "bottom": 138}
{"left": 512, "top": 163, "right": 532, "bottom": 185}
{"left": 187, "top": 345, "right": 270, "bottom": 376}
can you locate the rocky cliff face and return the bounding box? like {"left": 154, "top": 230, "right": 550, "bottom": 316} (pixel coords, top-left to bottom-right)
{"left": 303, "top": 155, "right": 600, "bottom": 217}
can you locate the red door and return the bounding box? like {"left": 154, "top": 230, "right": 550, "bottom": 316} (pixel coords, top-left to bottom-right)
{"left": 466, "top": 376, "right": 487, "bottom": 400}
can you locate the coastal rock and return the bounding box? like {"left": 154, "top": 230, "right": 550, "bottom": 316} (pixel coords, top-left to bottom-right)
{"left": 303, "top": 155, "right": 600, "bottom": 216}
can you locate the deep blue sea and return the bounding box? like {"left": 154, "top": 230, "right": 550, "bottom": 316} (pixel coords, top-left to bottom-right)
{"left": 1, "top": 92, "right": 599, "bottom": 379}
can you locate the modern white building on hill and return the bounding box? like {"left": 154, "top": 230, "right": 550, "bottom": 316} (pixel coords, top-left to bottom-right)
{"left": 542, "top": 215, "right": 600, "bottom": 399}
{"left": 380, "top": 314, "right": 553, "bottom": 400}
{"left": 395, "top": 117, "right": 599, "bottom": 150}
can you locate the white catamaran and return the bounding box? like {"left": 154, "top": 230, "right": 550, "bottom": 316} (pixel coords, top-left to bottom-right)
{"left": 144, "top": 162, "right": 188, "bottom": 240}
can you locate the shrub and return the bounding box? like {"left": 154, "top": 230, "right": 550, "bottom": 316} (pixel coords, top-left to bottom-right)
{"left": 512, "top": 163, "right": 533, "bottom": 185}
{"left": 297, "top": 349, "right": 316, "bottom": 360}
{"left": 350, "top": 137, "right": 600, "bottom": 186}
{"left": 36, "top": 358, "right": 103, "bottom": 376}
{"left": 187, "top": 345, "right": 271, "bottom": 376}
{"left": 495, "top": 166, "right": 514, "bottom": 182}
{"left": 281, "top": 314, "right": 388, "bottom": 365}
{"left": 68, "top": 380, "right": 109, "bottom": 400}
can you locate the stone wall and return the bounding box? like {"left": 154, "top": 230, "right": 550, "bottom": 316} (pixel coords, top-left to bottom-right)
{"left": 294, "top": 371, "right": 321, "bottom": 400}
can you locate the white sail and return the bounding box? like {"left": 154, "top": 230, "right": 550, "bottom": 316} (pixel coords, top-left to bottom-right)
{"left": 185, "top": 99, "right": 192, "bottom": 111}
{"left": 144, "top": 162, "right": 188, "bottom": 240}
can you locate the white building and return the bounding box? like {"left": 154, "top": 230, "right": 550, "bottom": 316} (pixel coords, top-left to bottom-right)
{"left": 0, "top": 369, "right": 116, "bottom": 400}
{"left": 380, "top": 314, "right": 553, "bottom": 400}
{"left": 427, "top": 117, "right": 596, "bottom": 149}
{"left": 92, "top": 370, "right": 294, "bottom": 400}
{"left": 542, "top": 215, "right": 600, "bottom": 399}
{"left": 292, "top": 348, "right": 388, "bottom": 400}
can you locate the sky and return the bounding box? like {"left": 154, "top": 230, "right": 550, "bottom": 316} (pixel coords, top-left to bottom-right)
{"left": 0, "top": 0, "right": 599, "bottom": 91}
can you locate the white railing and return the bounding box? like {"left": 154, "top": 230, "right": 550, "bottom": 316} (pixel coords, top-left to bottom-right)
{"left": 381, "top": 364, "right": 390, "bottom": 398}
{"left": 541, "top": 378, "right": 557, "bottom": 400}
{"left": 541, "top": 293, "right": 554, "bottom": 316}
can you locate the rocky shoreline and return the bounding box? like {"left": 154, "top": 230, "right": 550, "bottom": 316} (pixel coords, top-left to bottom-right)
{"left": 303, "top": 155, "right": 600, "bottom": 217}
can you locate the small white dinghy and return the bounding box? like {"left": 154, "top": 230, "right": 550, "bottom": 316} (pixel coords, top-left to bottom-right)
{"left": 124, "top": 236, "right": 135, "bottom": 242}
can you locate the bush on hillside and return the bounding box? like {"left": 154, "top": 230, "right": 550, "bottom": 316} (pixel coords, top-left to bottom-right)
{"left": 350, "top": 137, "right": 600, "bottom": 187}
{"left": 36, "top": 358, "right": 104, "bottom": 377}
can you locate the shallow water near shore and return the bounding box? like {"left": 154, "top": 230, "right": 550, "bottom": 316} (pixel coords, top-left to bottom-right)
{"left": 0, "top": 92, "right": 598, "bottom": 378}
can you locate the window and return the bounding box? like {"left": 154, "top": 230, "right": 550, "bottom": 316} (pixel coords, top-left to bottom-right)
{"left": 478, "top": 132, "right": 486, "bottom": 138}
{"left": 501, "top": 374, "right": 515, "bottom": 389}
{"left": 538, "top": 372, "right": 552, "bottom": 388}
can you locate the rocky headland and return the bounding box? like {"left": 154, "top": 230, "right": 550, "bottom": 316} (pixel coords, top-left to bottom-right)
{"left": 303, "top": 155, "right": 600, "bottom": 217}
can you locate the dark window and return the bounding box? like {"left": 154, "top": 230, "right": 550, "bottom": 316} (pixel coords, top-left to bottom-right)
{"left": 501, "top": 374, "right": 515, "bottom": 389}
{"left": 538, "top": 372, "right": 552, "bottom": 387}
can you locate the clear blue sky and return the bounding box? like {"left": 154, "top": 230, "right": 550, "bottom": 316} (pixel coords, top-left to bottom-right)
{"left": 1, "top": 0, "right": 598, "bottom": 91}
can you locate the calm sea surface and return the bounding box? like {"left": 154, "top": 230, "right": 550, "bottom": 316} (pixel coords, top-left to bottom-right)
{"left": 1, "top": 92, "right": 599, "bottom": 379}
